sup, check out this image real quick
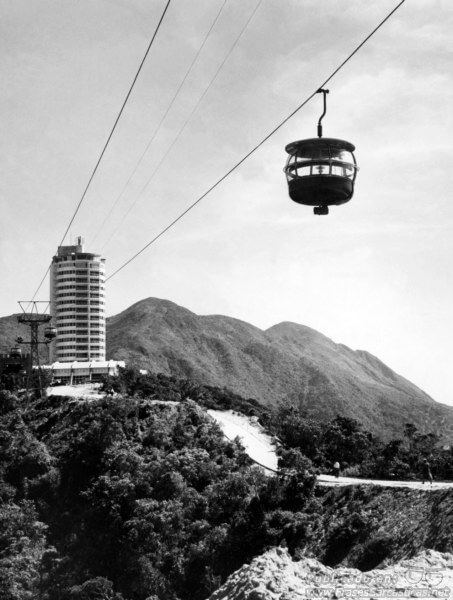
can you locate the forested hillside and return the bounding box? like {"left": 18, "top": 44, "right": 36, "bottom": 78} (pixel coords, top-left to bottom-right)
{"left": 1, "top": 370, "right": 453, "bottom": 600}
{"left": 0, "top": 387, "right": 317, "bottom": 600}
{"left": 2, "top": 298, "right": 453, "bottom": 441}
{"left": 106, "top": 297, "right": 453, "bottom": 441}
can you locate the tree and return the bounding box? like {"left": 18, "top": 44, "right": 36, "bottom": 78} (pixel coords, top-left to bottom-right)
{"left": 0, "top": 501, "right": 48, "bottom": 600}
{"left": 0, "top": 390, "right": 19, "bottom": 415}
{"left": 67, "top": 577, "right": 124, "bottom": 600}
{"left": 403, "top": 423, "right": 418, "bottom": 452}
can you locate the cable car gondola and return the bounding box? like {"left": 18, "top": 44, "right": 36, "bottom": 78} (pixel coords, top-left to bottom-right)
{"left": 9, "top": 347, "right": 22, "bottom": 359}
{"left": 44, "top": 326, "right": 57, "bottom": 341}
{"left": 284, "top": 89, "right": 358, "bottom": 215}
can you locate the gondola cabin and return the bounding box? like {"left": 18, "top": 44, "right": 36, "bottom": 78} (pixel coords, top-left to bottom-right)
{"left": 284, "top": 89, "right": 358, "bottom": 215}
{"left": 284, "top": 137, "right": 358, "bottom": 215}
{"left": 9, "top": 347, "right": 22, "bottom": 359}
{"left": 44, "top": 326, "right": 57, "bottom": 341}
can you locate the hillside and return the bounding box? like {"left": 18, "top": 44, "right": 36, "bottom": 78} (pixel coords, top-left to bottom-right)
{"left": 208, "top": 547, "right": 453, "bottom": 600}
{"left": 1, "top": 390, "right": 452, "bottom": 600}
{"left": 0, "top": 313, "right": 48, "bottom": 361}
{"left": 1, "top": 297, "right": 452, "bottom": 440}
{"left": 105, "top": 297, "right": 453, "bottom": 441}
{"left": 0, "top": 314, "right": 34, "bottom": 350}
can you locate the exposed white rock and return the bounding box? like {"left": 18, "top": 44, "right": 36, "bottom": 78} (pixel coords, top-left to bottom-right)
{"left": 207, "top": 409, "right": 279, "bottom": 472}
{"left": 207, "top": 547, "right": 453, "bottom": 600}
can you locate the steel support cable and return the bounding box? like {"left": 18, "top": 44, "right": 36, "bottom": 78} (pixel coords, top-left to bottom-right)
{"left": 90, "top": 0, "right": 229, "bottom": 248}
{"left": 29, "top": 0, "right": 172, "bottom": 302}
{"left": 107, "top": 0, "right": 406, "bottom": 283}
{"left": 100, "top": 0, "right": 263, "bottom": 254}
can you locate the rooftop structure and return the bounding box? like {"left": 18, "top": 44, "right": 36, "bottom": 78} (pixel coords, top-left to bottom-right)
{"left": 46, "top": 360, "right": 125, "bottom": 385}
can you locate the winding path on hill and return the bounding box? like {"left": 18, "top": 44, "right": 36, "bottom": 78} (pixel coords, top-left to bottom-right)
{"left": 317, "top": 473, "right": 453, "bottom": 490}
{"left": 208, "top": 409, "right": 453, "bottom": 491}
{"left": 47, "top": 392, "right": 453, "bottom": 491}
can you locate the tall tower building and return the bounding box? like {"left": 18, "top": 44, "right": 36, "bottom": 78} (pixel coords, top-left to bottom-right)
{"left": 50, "top": 236, "right": 106, "bottom": 362}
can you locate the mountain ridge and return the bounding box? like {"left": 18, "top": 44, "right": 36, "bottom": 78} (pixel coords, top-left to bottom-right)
{"left": 1, "top": 296, "right": 452, "bottom": 441}
{"left": 105, "top": 297, "right": 452, "bottom": 441}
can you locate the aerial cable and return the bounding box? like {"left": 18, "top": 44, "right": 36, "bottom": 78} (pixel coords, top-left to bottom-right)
{"left": 106, "top": 0, "right": 406, "bottom": 283}
{"left": 100, "top": 0, "right": 263, "bottom": 254}
{"left": 29, "top": 0, "right": 172, "bottom": 302}
{"left": 90, "top": 0, "right": 229, "bottom": 248}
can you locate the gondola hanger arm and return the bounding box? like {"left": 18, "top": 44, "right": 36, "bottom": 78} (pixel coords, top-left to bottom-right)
{"left": 317, "top": 89, "right": 329, "bottom": 138}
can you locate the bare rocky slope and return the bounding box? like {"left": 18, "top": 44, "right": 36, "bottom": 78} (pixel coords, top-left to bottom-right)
{"left": 207, "top": 546, "right": 453, "bottom": 600}
{"left": 104, "top": 297, "right": 453, "bottom": 441}
{"left": 206, "top": 483, "right": 453, "bottom": 599}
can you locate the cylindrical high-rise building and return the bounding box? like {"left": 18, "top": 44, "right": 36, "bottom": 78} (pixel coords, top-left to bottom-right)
{"left": 50, "top": 236, "right": 106, "bottom": 362}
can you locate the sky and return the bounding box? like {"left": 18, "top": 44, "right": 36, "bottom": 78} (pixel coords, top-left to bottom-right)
{"left": 1, "top": 0, "right": 452, "bottom": 406}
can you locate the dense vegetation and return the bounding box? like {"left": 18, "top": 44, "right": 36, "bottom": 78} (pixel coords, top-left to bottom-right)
{"left": 273, "top": 401, "right": 453, "bottom": 481}
{"left": 305, "top": 484, "right": 453, "bottom": 569}
{"left": 0, "top": 386, "right": 318, "bottom": 600}
{"left": 104, "top": 368, "right": 453, "bottom": 481}
{"left": 0, "top": 368, "right": 452, "bottom": 599}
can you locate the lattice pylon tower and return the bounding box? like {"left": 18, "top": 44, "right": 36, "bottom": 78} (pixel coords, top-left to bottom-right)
{"left": 16, "top": 301, "right": 53, "bottom": 396}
